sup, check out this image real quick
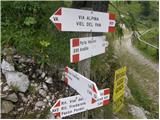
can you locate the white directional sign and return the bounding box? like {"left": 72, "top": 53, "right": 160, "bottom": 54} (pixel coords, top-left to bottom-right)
{"left": 65, "top": 66, "right": 100, "bottom": 103}
{"left": 70, "top": 36, "right": 108, "bottom": 63}
{"left": 50, "top": 7, "right": 116, "bottom": 32}
{"left": 50, "top": 88, "right": 110, "bottom": 118}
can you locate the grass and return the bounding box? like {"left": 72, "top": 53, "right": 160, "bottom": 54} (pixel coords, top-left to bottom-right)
{"left": 1, "top": 1, "right": 78, "bottom": 71}
{"left": 132, "top": 30, "right": 159, "bottom": 63}
{"left": 1, "top": 1, "right": 159, "bottom": 119}
{"left": 114, "top": 37, "right": 159, "bottom": 119}
{"left": 108, "top": 1, "right": 159, "bottom": 32}
{"left": 128, "top": 74, "right": 152, "bottom": 110}
{"left": 23, "top": 107, "right": 51, "bottom": 119}
{"left": 10, "top": 85, "right": 19, "bottom": 93}
{"left": 88, "top": 102, "right": 113, "bottom": 119}
{"left": 113, "top": 101, "right": 134, "bottom": 119}
{"left": 127, "top": 74, "right": 158, "bottom": 119}
{"left": 140, "top": 28, "right": 159, "bottom": 46}
{"left": 39, "top": 107, "right": 51, "bottom": 118}
{"left": 28, "top": 84, "right": 36, "bottom": 94}
{"left": 102, "top": 102, "right": 113, "bottom": 118}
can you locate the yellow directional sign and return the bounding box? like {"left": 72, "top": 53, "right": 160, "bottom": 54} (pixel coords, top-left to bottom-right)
{"left": 113, "top": 66, "right": 126, "bottom": 113}
{"left": 113, "top": 94, "right": 124, "bottom": 113}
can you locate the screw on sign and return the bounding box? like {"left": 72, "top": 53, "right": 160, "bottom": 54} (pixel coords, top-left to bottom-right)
{"left": 50, "top": 88, "right": 110, "bottom": 118}
{"left": 70, "top": 36, "right": 109, "bottom": 63}
{"left": 64, "top": 66, "right": 100, "bottom": 104}
{"left": 50, "top": 7, "right": 116, "bottom": 32}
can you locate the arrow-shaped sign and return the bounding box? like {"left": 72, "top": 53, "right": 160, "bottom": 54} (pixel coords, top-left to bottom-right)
{"left": 50, "top": 7, "right": 116, "bottom": 32}
{"left": 50, "top": 88, "right": 110, "bottom": 118}
{"left": 64, "top": 66, "right": 100, "bottom": 104}
{"left": 70, "top": 36, "right": 108, "bottom": 63}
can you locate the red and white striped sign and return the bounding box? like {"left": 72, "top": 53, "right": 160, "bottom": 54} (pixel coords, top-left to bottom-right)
{"left": 50, "top": 7, "right": 116, "bottom": 32}
{"left": 65, "top": 66, "right": 100, "bottom": 103}
{"left": 70, "top": 36, "right": 108, "bottom": 63}
{"left": 50, "top": 88, "right": 110, "bottom": 118}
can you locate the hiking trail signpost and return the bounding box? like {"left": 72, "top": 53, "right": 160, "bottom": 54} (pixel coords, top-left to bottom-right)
{"left": 65, "top": 66, "right": 100, "bottom": 104}
{"left": 51, "top": 88, "right": 110, "bottom": 118}
{"left": 70, "top": 36, "right": 108, "bottom": 63}
{"left": 50, "top": 7, "right": 116, "bottom": 32}
{"left": 50, "top": 6, "right": 116, "bottom": 118}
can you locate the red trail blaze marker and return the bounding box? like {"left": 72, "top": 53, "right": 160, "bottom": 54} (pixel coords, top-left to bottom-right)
{"left": 50, "top": 7, "right": 116, "bottom": 32}
{"left": 50, "top": 88, "right": 110, "bottom": 118}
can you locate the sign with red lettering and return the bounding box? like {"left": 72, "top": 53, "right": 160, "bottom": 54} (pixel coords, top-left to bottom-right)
{"left": 50, "top": 7, "right": 116, "bottom": 32}
{"left": 50, "top": 88, "right": 110, "bottom": 118}
{"left": 70, "top": 36, "right": 108, "bottom": 63}
{"left": 65, "top": 66, "right": 100, "bottom": 104}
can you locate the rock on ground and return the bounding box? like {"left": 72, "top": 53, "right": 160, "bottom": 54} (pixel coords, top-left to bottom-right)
{"left": 1, "top": 100, "right": 14, "bottom": 114}
{"left": 19, "top": 93, "right": 28, "bottom": 103}
{"left": 38, "top": 89, "right": 47, "bottom": 97}
{"left": 124, "top": 76, "right": 133, "bottom": 99}
{"left": 41, "top": 72, "right": 46, "bottom": 79}
{"left": 1, "top": 59, "right": 15, "bottom": 74}
{"left": 4, "top": 71, "right": 30, "bottom": 92}
{"left": 35, "top": 101, "right": 45, "bottom": 107}
{"left": 45, "top": 77, "right": 53, "bottom": 84}
{"left": 3, "top": 85, "right": 9, "bottom": 92}
{"left": 4, "top": 93, "right": 18, "bottom": 102}
{"left": 61, "top": 72, "right": 65, "bottom": 81}
{"left": 17, "top": 107, "right": 24, "bottom": 112}
{"left": 42, "top": 83, "right": 48, "bottom": 91}
{"left": 124, "top": 86, "right": 133, "bottom": 99}
{"left": 128, "top": 104, "right": 147, "bottom": 119}
{"left": 48, "top": 113, "right": 56, "bottom": 119}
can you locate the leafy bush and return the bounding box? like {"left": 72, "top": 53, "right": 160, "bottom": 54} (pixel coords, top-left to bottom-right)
{"left": 132, "top": 28, "right": 159, "bottom": 62}
{"left": 1, "top": 1, "right": 78, "bottom": 69}
{"left": 140, "top": 29, "right": 159, "bottom": 46}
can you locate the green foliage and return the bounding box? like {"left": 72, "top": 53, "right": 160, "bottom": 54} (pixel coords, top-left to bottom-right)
{"left": 91, "top": 33, "right": 121, "bottom": 89}
{"left": 39, "top": 40, "right": 50, "bottom": 47}
{"left": 128, "top": 74, "right": 158, "bottom": 119}
{"left": 139, "top": 1, "right": 151, "bottom": 17}
{"left": 133, "top": 29, "right": 159, "bottom": 63}
{"left": 140, "top": 29, "right": 159, "bottom": 46}
{"left": 108, "top": 1, "right": 159, "bottom": 36}
{"left": 10, "top": 85, "right": 19, "bottom": 93}
{"left": 108, "top": 1, "right": 141, "bottom": 38}
{"left": 24, "top": 17, "right": 37, "bottom": 26}
{"left": 133, "top": 40, "right": 158, "bottom": 63}
{"left": 28, "top": 84, "right": 36, "bottom": 94}
{"left": 139, "top": 1, "right": 158, "bottom": 27}
{"left": 1, "top": 1, "right": 77, "bottom": 70}
{"left": 39, "top": 107, "right": 51, "bottom": 118}
{"left": 2, "top": 1, "right": 158, "bottom": 69}
{"left": 23, "top": 107, "right": 51, "bottom": 119}
{"left": 38, "top": 40, "right": 50, "bottom": 69}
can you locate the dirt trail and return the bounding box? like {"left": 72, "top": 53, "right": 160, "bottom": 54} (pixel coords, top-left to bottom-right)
{"left": 114, "top": 33, "right": 159, "bottom": 106}
{"left": 117, "top": 34, "right": 158, "bottom": 72}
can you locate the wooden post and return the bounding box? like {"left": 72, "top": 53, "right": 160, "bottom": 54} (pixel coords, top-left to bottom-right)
{"left": 78, "top": 32, "right": 92, "bottom": 119}
{"left": 71, "top": 1, "right": 110, "bottom": 118}
{"left": 76, "top": 7, "right": 92, "bottom": 119}
{"left": 90, "top": 2, "right": 109, "bottom": 118}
